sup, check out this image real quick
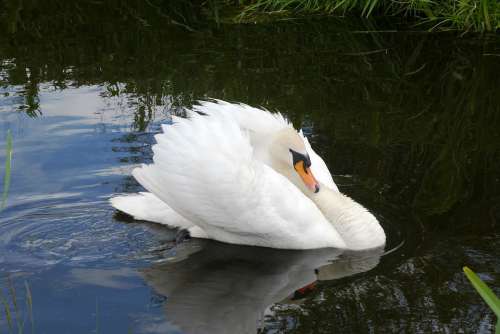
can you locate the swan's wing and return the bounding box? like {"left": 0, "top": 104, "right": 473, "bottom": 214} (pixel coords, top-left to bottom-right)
{"left": 193, "top": 100, "right": 339, "bottom": 192}
{"left": 132, "top": 112, "right": 346, "bottom": 249}
{"left": 193, "top": 100, "right": 291, "bottom": 135}
{"left": 192, "top": 100, "right": 291, "bottom": 165}
{"left": 300, "top": 130, "right": 339, "bottom": 192}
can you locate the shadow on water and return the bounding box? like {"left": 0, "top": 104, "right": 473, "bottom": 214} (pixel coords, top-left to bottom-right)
{"left": 0, "top": 1, "right": 499, "bottom": 333}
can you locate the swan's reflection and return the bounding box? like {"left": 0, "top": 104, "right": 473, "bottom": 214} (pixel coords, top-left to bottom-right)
{"left": 142, "top": 240, "right": 384, "bottom": 334}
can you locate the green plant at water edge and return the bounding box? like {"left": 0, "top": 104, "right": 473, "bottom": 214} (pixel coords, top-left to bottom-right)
{"left": 236, "top": 0, "right": 500, "bottom": 32}
{"left": 24, "top": 282, "right": 34, "bottom": 334}
{"left": 1, "top": 129, "right": 13, "bottom": 211}
{"left": 463, "top": 267, "right": 500, "bottom": 333}
{"left": 0, "top": 277, "right": 34, "bottom": 334}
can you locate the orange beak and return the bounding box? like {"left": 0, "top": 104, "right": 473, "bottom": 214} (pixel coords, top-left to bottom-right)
{"left": 294, "top": 160, "right": 320, "bottom": 193}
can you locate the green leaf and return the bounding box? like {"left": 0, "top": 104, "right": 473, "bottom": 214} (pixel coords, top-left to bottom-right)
{"left": 463, "top": 266, "right": 500, "bottom": 319}
{"left": 1, "top": 129, "right": 13, "bottom": 210}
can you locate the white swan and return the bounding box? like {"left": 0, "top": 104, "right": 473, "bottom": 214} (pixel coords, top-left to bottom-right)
{"left": 111, "top": 100, "right": 385, "bottom": 250}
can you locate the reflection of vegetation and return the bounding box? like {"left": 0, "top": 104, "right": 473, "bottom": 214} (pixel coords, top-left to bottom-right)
{"left": 1, "top": 130, "right": 13, "bottom": 211}
{"left": 262, "top": 238, "right": 500, "bottom": 333}
{"left": 463, "top": 266, "right": 500, "bottom": 333}
{"left": 0, "top": 2, "right": 499, "bottom": 221}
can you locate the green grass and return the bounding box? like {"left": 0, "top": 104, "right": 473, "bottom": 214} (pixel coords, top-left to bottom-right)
{"left": 1, "top": 129, "right": 13, "bottom": 211}
{"left": 0, "top": 277, "right": 34, "bottom": 334}
{"left": 235, "top": 0, "right": 500, "bottom": 32}
{"left": 463, "top": 267, "right": 500, "bottom": 333}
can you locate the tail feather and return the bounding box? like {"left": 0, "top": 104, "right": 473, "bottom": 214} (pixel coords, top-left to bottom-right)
{"left": 110, "top": 192, "right": 194, "bottom": 229}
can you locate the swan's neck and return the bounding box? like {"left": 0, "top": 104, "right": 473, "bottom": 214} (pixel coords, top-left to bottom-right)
{"left": 306, "top": 185, "right": 386, "bottom": 250}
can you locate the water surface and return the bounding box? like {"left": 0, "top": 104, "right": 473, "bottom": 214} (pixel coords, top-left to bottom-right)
{"left": 0, "top": 3, "right": 499, "bottom": 333}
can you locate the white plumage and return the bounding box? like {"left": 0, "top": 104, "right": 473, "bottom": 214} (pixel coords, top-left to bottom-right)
{"left": 110, "top": 100, "right": 385, "bottom": 250}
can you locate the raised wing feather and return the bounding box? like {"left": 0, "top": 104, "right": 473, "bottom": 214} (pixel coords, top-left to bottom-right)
{"left": 132, "top": 112, "right": 346, "bottom": 249}
{"left": 194, "top": 100, "right": 290, "bottom": 135}
{"left": 195, "top": 100, "right": 339, "bottom": 191}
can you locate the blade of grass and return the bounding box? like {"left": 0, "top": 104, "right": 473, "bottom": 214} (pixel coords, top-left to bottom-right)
{"left": 0, "top": 288, "right": 13, "bottom": 332}
{"left": 481, "top": 0, "right": 492, "bottom": 31}
{"left": 7, "top": 276, "right": 25, "bottom": 334}
{"left": 463, "top": 267, "right": 500, "bottom": 318}
{"left": 7, "top": 277, "right": 18, "bottom": 319}
{"left": 24, "top": 281, "right": 34, "bottom": 334}
{"left": 1, "top": 129, "right": 13, "bottom": 210}
{"left": 362, "top": 0, "right": 379, "bottom": 17}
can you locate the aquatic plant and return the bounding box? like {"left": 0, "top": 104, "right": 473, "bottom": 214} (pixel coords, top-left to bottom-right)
{"left": 235, "top": 0, "right": 500, "bottom": 32}
{"left": 1, "top": 0, "right": 498, "bottom": 32}
{"left": 1, "top": 129, "right": 13, "bottom": 211}
{"left": 0, "top": 278, "right": 34, "bottom": 334}
{"left": 463, "top": 267, "right": 500, "bottom": 333}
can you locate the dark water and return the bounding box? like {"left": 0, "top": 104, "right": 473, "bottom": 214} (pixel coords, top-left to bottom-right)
{"left": 1, "top": 2, "right": 499, "bottom": 333}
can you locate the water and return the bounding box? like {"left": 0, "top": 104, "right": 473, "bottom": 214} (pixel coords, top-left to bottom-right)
{"left": 1, "top": 2, "right": 499, "bottom": 333}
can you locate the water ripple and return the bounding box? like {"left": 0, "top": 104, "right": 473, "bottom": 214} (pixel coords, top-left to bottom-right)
{"left": 0, "top": 194, "right": 176, "bottom": 271}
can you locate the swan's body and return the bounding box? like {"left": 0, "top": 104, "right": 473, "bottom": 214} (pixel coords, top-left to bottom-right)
{"left": 111, "top": 100, "right": 385, "bottom": 250}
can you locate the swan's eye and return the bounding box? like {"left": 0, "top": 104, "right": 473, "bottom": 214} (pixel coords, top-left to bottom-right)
{"left": 289, "top": 149, "right": 311, "bottom": 172}
{"left": 304, "top": 155, "right": 312, "bottom": 168}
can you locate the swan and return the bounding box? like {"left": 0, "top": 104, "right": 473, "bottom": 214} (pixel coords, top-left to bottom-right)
{"left": 111, "top": 100, "right": 385, "bottom": 250}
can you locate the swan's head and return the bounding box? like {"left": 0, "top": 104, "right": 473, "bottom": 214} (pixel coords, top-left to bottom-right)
{"left": 269, "top": 128, "right": 320, "bottom": 193}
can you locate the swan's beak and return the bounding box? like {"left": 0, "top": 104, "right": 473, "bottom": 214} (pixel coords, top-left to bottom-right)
{"left": 294, "top": 160, "right": 320, "bottom": 193}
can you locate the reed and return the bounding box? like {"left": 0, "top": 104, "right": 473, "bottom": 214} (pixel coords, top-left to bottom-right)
{"left": 0, "top": 278, "right": 34, "bottom": 334}
{"left": 1, "top": 129, "right": 13, "bottom": 211}
{"left": 24, "top": 282, "right": 33, "bottom": 334}
{"left": 463, "top": 267, "right": 500, "bottom": 334}
{"left": 236, "top": 0, "right": 500, "bottom": 32}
